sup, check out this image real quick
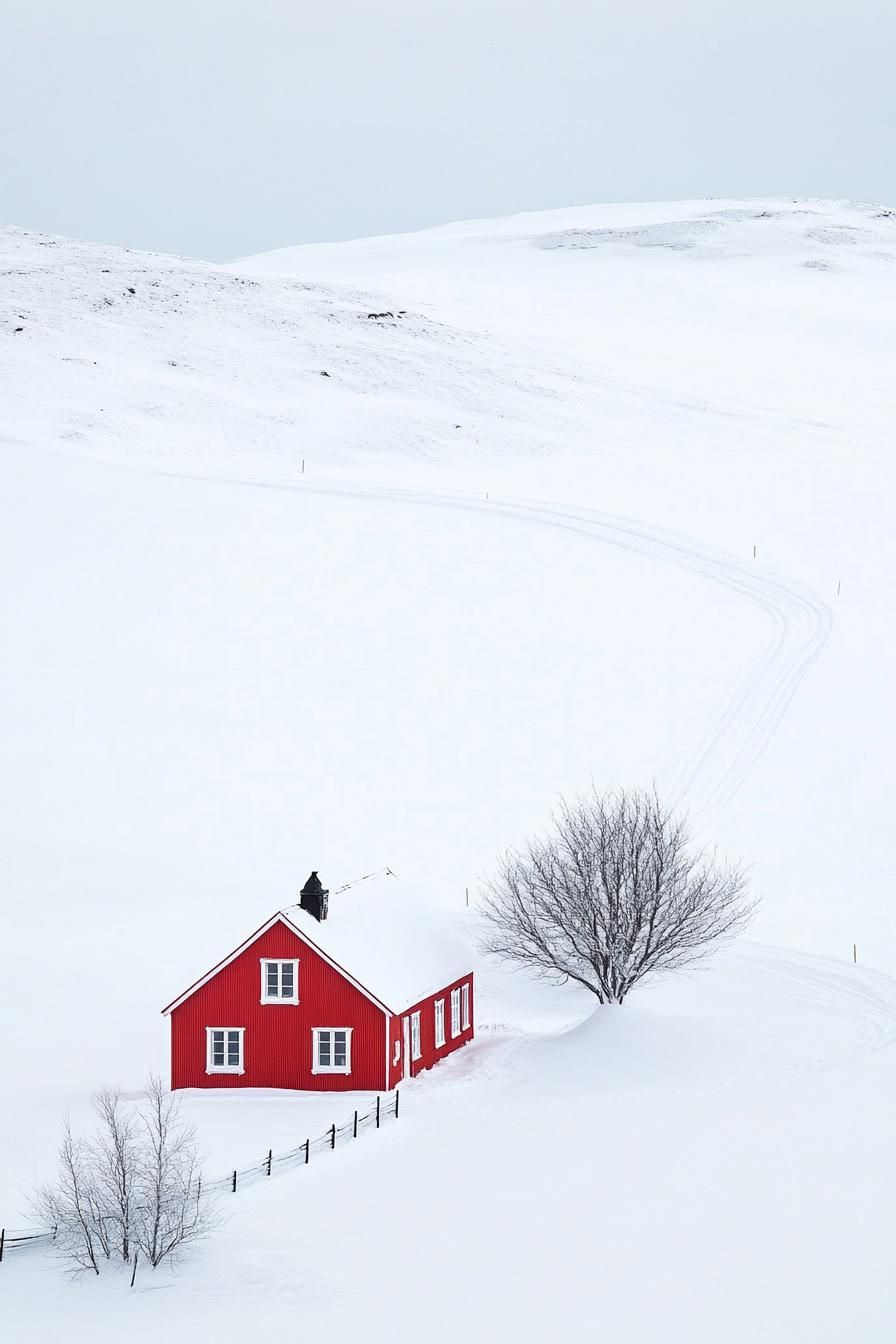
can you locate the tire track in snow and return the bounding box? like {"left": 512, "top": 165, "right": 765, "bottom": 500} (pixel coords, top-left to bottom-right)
{"left": 194, "top": 472, "right": 831, "bottom": 824}
{"left": 730, "top": 946, "right": 896, "bottom": 1065}
{"left": 482, "top": 498, "right": 833, "bottom": 820}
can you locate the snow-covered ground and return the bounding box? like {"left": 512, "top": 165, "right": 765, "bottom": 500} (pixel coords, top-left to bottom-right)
{"left": 1, "top": 199, "right": 895, "bottom": 1340}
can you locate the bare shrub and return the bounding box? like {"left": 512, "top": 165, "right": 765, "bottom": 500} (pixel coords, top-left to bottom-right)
{"left": 91, "top": 1087, "right": 139, "bottom": 1263}
{"left": 481, "top": 787, "right": 754, "bottom": 1003}
{"left": 132, "top": 1076, "right": 208, "bottom": 1268}
{"left": 33, "top": 1078, "right": 213, "bottom": 1276}
{"left": 33, "top": 1119, "right": 103, "bottom": 1275}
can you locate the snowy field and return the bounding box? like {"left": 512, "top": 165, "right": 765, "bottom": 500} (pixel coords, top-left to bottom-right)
{"left": 1, "top": 199, "right": 895, "bottom": 1340}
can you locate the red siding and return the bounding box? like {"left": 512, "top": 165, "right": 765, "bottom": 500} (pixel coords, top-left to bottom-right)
{"left": 170, "top": 920, "right": 388, "bottom": 1092}
{"left": 390, "top": 974, "right": 474, "bottom": 1087}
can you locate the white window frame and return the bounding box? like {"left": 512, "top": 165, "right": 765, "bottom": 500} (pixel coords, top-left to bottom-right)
{"left": 461, "top": 981, "right": 471, "bottom": 1031}
{"left": 312, "top": 1027, "right": 353, "bottom": 1075}
{"left": 450, "top": 987, "right": 461, "bottom": 1038}
{"left": 393, "top": 1038, "right": 401, "bottom": 1066}
{"left": 206, "top": 1027, "right": 245, "bottom": 1075}
{"left": 260, "top": 958, "right": 299, "bottom": 1005}
{"left": 410, "top": 1011, "right": 422, "bottom": 1060}
{"left": 434, "top": 998, "right": 446, "bottom": 1049}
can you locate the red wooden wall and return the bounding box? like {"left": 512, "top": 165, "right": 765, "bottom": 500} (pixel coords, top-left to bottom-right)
{"left": 388, "top": 974, "right": 474, "bottom": 1089}
{"left": 169, "top": 920, "right": 389, "bottom": 1091}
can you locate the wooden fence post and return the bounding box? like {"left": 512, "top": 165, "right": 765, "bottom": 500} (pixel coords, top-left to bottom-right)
{"left": 266, "top": 1149, "right": 273, "bottom": 1176}
{"left": 395, "top": 1089, "right": 400, "bottom": 1119}
{"left": 304, "top": 1139, "right": 310, "bottom": 1165}
{"left": 130, "top": 1249, "right": 139, "bottom": 1288}
{"left": 376, "top": 1095, "right": 381, "bottom": 1129}
{"left": 232, "top": 1169, "right": 237, "bottom": 1194}
{"left": 0, "top": 1227, "right": 5, "bottom": 1263}
{"left": 353, "top": 1110, "right": 358, "bottom": 1139}
{"left": 330, "top": 1123, "right": 336, "bottom": 1150}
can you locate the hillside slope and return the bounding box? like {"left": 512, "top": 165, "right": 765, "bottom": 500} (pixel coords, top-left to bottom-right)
{"left": 2, "top": 200, "right": 895, "bottom": 1342}
{"left": 4, "top": 198, "right": 895, "bottom": 495}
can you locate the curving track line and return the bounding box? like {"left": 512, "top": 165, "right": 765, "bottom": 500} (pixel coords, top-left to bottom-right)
{"left": 178, "top": 470, "right": 831, "bottom": 823}
{"left": 486, "top": 496, "right": 833, "bottom": 819}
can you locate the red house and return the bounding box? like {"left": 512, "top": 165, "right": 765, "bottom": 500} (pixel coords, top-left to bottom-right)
{"left": 162, "top": 872, "right": 474, "bottom": 1092}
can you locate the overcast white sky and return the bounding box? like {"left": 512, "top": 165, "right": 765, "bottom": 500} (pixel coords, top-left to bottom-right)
{"left": 1, "top": 0, "right": 892, "bottom": 261}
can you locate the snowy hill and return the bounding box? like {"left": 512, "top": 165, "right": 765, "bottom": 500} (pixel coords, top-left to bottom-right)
{"left": 1, "top": 216, "right": 588, "bottom": 472}
{"left": 2, "top": 199, "right": 896, "bottom": 1342}
{"left": 4, "top": 198, "right": 895, "bottom": 489}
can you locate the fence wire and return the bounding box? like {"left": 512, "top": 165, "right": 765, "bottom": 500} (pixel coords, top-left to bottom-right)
{"left": 204, "top": 1090, "right": 399, "bottom": 1194}
{"left": 1, "top": 1090, "right": 399, "bottom": 1257}
{"left": 0, "top": 1227, "right": 57, "bottom": 1260}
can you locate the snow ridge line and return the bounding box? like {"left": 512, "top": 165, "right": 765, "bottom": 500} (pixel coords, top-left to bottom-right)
{"left": 477, "top": 944, "right": 896, "bottom": 1105}
{"left": 156, "top": 468, "right": 830, "bottom": 823}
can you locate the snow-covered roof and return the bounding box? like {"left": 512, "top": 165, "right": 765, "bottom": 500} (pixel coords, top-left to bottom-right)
{"left": 283, "top": 872, "right": 472, "bottom": 1011}
{"left": 162, "top": 872, "right": 472, "bottom": 1017}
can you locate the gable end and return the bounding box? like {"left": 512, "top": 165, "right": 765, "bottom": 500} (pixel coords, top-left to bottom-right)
{"left": 161, "top": 912, "right": 393, "bottom": 1018}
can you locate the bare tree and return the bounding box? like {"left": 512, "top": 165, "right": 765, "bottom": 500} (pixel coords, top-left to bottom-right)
{"left": 481, "top": 787, "right": 754, "bottom": 1003}
{"left": 132, "top": 1076, "right": 209, "bottom": 1268}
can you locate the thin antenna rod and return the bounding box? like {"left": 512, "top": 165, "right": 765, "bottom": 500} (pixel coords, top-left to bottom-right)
{"left": 333, "top": 866, "right": 397, "bottom": 895}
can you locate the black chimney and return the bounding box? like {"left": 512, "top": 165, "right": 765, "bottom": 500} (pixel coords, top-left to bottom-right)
{"left": 299, "top": 871, "right": 329, "bottom": 922}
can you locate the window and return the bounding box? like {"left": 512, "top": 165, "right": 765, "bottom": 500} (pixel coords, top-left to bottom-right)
{"left": 260, "top": 959, "right": 299, "bottom": 1004}
{"left": 313, "top": 1028, "right": 352, "bottom": 1074}
{"left": 410, "top": 1011, "right": 421, "bottom": 1060}
{"left": 434, "top": 998, "right": 446, "bottom": 1049}
{"left": 393, "top": 1039, "right": 401, "bottom": 1066}
{"left": 461, "top": 982, "right": 471, "bottom": 1031}
{"left": 206, "top": 1027, "right": 244, "bottom": 1074}
{"left": 450, "top": 987, "right": 461, "bottom": 1038}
